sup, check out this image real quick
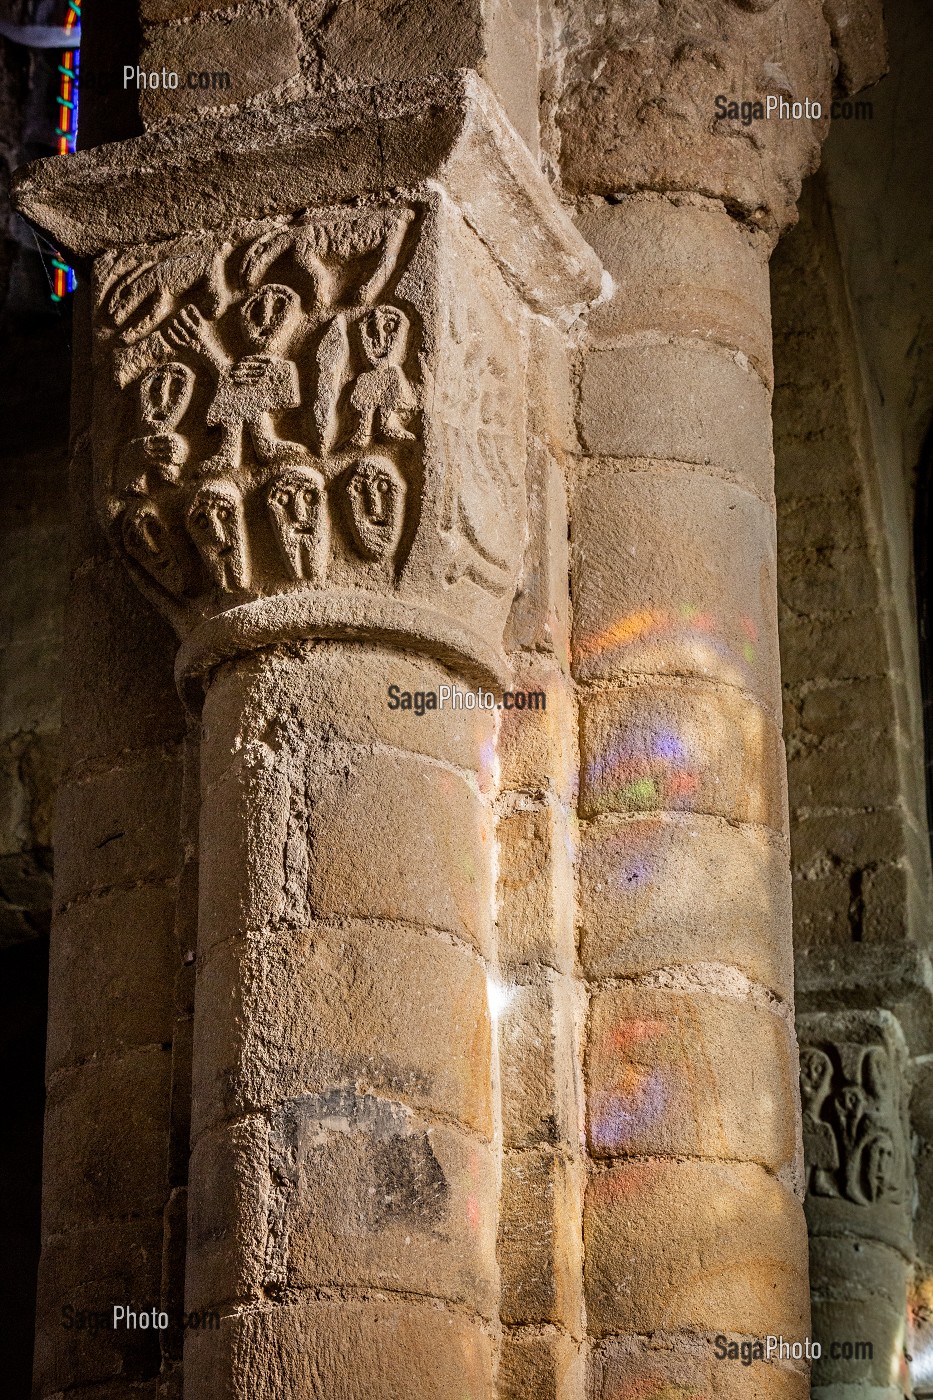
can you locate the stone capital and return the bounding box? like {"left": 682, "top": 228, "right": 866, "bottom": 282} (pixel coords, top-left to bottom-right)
{"left": 14, "top": 75, "right": 602, "bottom": 703}
{"left": 554, "top": 0, "right": 845, "bottom": 236}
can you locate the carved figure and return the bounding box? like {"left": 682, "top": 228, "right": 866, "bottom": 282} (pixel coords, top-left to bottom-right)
{"left": 349, "top": 305, "right": 416, "bottom": 446}
{"left": 167, "top": 285, "right": 307, "bottom": 471}
{"left": 132, "top": 361, "right": 195, "bottom": 483}
{"left": 799, "top": 1047, "right": 839, "bottom": 1196}
{"left": 266, "top": 466, "right": 328, "bottom": 584}
{"left": 800, "top": 1039, "right": 905, "bottom": 1208}
{"left": 186, "top": 479, "right": 249, "bottom": 591}
{"left": 343, "top": 455, "right": 406, "bottom": 562}
{"left": 121, "top": 495, "right": 187, "bottom": 596}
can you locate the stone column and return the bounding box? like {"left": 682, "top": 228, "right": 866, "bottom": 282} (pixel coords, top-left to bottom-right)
{"left": 16, "top": 77, "right": 601, "bottom": 1398}
{"left": 549, "top": 0, "right": 837, "bottom": 1391}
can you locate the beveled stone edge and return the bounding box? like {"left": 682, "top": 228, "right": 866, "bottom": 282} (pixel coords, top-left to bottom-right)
{"left": 13, "top": 71, "right": 603, "bottom": 319}
{"left": 174, "top": 588, "right": 511, "bottom": 712}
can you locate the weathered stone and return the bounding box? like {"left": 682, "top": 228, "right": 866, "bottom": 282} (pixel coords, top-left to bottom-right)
{"left": 54, "top": 750, "right": 183, "bottom": 904}
{"left": 498, "top": 977, "right": 580, "bottom": 1148}
{"left": 578, "top": 679, "right": 787, "bottom": 830}
{"left": 33, "top": 1219, "right": 164, "bottom": 1394}
{"left": 584, "top": 1161, "right": 809, "bottom": 1337}
{"left": 578, "top": 812, "right": 793, "bottom": 1000}
{"left": 499, "top": 1149, "right": 583, "bottom": 1328}
{"left": 46, "top": 883, "right": 178, "bottom": 1071}
{"left": 578, "top": 193, "right": 774, "bottom": 385}
{"left": 184, "top": 1298, "right": 494, "bottom": 1399}
{"left": 42, "top": 1047, "right": 173, "bottom": 1233}
{"left": 591, "top": 1336, "right": 810, "bottom": 1400}
{"left": 139, "top": 6, "right": 303, "bottom": 121}
{"left": 586, "top": 986, "right": 798, "bottom": 1170}
{"left": 556, "top": 0, "right": 832, "bottom": 234}
{"left": 579, "top": 342, "right": 774, "bottom": 499}
{"left": 499, "top": 1330, "right": 584, "bottom": 1400}
{"left": 190, "top": 919, "right": 493, "bottom": 1140}
{"left": 497, "top": 804, "right": 575, "bottom": 974}
{"left": 571, "top": 460, "right": 780, "bottom": 708}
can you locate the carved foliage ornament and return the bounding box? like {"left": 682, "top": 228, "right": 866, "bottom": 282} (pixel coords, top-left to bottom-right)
{"left": 91, "top": 201, "right": 528, "bottom": 658}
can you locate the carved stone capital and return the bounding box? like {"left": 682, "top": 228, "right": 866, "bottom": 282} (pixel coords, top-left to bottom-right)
{"left": 798, "top": 1011, "right": 912, "bottom": 1255}
{"left": 554, "top": 0, "right": 836, "bottom": 236}
{"left": 15, "top": 76, "right": 602, "bottom": 701}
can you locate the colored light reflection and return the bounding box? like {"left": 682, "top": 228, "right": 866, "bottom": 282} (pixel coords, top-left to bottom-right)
{"left": 586, "top": 725, "right": 698, "bottom": 814}
{"left": 576, "top": 605, "right": 759, "bottom": 677}
{"left": 52, "top": 1, "right": 81, "bottom": 302}
{"left": 590, "top": 1018, "right": 669, "bottom": 1153}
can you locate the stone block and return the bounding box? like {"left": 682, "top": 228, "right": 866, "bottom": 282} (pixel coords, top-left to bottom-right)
{"left": 497, "top": 803, "right": 575, "bottom": 974}
{"left": 578, "top": 679, "right": 786, "bottom": 831}
{"left": 808, "top": 1237, "right": 909, "bottom": 1314}
{"left": 811, "top": 1297, "right": 907, "bottom": 1389}
{"left": 33, "top": 1218, "right": 164, "bottom": 1394}
{"left": 527, "top": 315, "right": 577, "bottom": 454}
{"left": 578, "top": 812, "right": 793, "bottom": 1001}
{"left": 42, "top": 1047, "right": 172, "bottom": 1233}
{"left": 201, "top": 644, "right": 496, "bottom": 793}
{"left": 777, "top": 491, "right": 867, "bottom": 553}
{"left": 584, "top": 1160, "right": 809, "bottom": 1337}
{"left": 139, "top": 5, "right": 302, "bottom": 121}
{"left": 788, "top": 735, "right": 900, "bottom": 812}
{"left": 798, "top": 678, "right": 895, "bottom": 738}
{"left": 499, "top": 1330, "right": 584, "bottom": 1400}
{"left": 571, "top": 460, "right": 780, "bottom": 708}
{"left": 207, "top": 1097, "right": 497, "bottom": 1315}
{"left": 190, "top": 920, "right": 492, "bottom": 1141}
{"left": 199, "top": 742, "right": 494, "bottom": 955}
{"left": 496, "top": 656, "right": 575, "bottom": 800}
{"left": 498, "top": 977, "right": 581, "bottom": 1149}
{"left": 499, "top": 1148, "right": 583, "bottom": 1328}
{"left": 577, "top": 194, "right": 773, "bottom": 385}
{"left": 791, "top": 872, "right": 853, "bottom": 947}
{"left": 777, "top": 609, "right": 888, "bottom": 685}
{"left": 779, "top": 546, "right": 880, "bottom": 616}
{"left": 184, "top": 1297, "right": 494, "bottom": 1400}
{"left": 46, "top": 883, "right": 178, "bottom": 1072}
{"left": 579, "top": 341, "right": 774, "bottom": 500}
{"left": 505, "top": 441, "right": 571, "bottom": 661}
{"left": 591, "top": 1336, "right": 810, "bottom": 1399}
{"left": 185, "top": 1117, "right": 270, "bottom": 1309}
{"left": 61, "top": 559, "right": 184, "bottom": 768}
{"left": 483, "top": 0, "right": 540, "bottom": 150}
{"left": 586, "top": 987, "right": 797, "bottom": 1171}
{"left": 789, "top": 808, "right": 906, "bottom": 874}
{"left": 54, "top": 750, "right": 183, "bottom": 904}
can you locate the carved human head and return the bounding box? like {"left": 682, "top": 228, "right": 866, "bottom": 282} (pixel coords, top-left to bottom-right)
{"left": 139, "top": 361, "right": 195, "bottom": 429}
{"left": 360, "top": 305, "right": 409, "bottom": 366}
{"left": 799, "top": 1047, "right": 832, "bottom": 1109}
{"left": 241, "top": 283, "right": 301, "bottom": 351}
{"left": 344, "top": 455, "right": 406, "bottom": 561}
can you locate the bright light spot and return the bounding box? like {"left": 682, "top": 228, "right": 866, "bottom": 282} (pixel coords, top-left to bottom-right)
{"left": 486, "top": 976, "right": 517, "bottom": 1022}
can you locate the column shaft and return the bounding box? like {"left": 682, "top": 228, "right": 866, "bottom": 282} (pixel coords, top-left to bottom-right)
{"left": 184, "top": 644, "right": 500, "bottom": 1397}
{"left": 571, "top": 193, "right": 809, "bottom": 1396}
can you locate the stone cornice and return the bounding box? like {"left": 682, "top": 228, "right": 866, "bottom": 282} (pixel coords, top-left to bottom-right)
{"left": 14, "top": 71, "right": 602, "bottom": 321}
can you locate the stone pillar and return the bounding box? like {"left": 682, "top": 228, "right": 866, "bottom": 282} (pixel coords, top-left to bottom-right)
{"left": 16, "top": 76, "right": 601, "bottom": 1398}
{"left": 549, "top": 0, "right": 837, "bottom": 1391}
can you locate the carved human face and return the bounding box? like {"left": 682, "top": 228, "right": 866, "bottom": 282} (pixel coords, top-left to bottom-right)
{"left": 360, "top": 305, "right": 408, "bottom": 366}
{"left": 800, "top": 1048, "right": 832, "bottom": 1111}
{"left": 865, "top": 1132, "right": 897, "bottom": 1200}
{"left": 186, "top": 482, "right": 247, "bottom": 590}
{"left": 266, "top": 467, "right": 328, "bottom": 583}
{"left": 344, "top": 455, "right": 405, "bottom": 562}
{"left": 241, "top": 283, "right": 300, "bottom": 351}
{"left": 140, "top": 361, "right": 194, "bottom": 429}
{"left": 122, "top": 499, "right": 185, "bottom": 596}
